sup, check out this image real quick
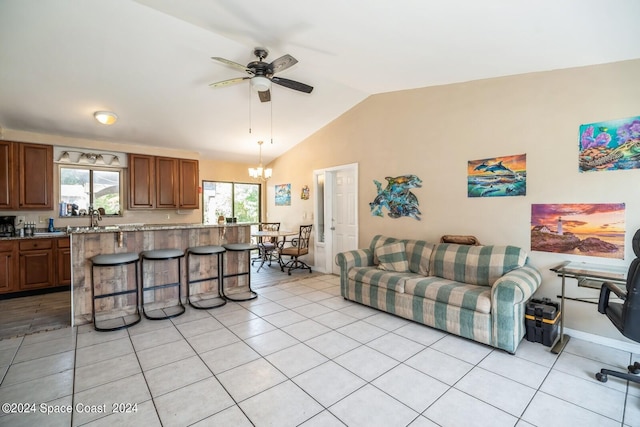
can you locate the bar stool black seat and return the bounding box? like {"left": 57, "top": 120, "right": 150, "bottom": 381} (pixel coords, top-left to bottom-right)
{"left": 186, "top": 245, "right": 227, "bottom": 309}
{"left": 90, "top": 252, "right": 141, "bottom": 332}
{"left": 140, "top": 248, "right": 186, "bottom": 320}
{"left": 222, "top": 243, "right": 258, "bottom": 301}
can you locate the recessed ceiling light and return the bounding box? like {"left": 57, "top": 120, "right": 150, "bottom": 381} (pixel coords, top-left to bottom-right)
{"left": 94, "top": 111, "right": 118, "bottom": 125}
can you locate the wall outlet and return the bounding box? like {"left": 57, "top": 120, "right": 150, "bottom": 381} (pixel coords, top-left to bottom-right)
{"left": 39, "top": 215, "right": 49, "bottom": 223}
{"left": 166, "top": 214, "right": 171, "bottom": 220}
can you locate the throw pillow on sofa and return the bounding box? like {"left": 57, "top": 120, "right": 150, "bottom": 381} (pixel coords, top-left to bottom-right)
{"left": 376, "top": 242, "right": 410, "bottom": 272}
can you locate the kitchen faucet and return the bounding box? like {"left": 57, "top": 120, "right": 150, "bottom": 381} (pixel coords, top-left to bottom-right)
{"left": 89, "top": 206, "right": 102, "bottom": 227}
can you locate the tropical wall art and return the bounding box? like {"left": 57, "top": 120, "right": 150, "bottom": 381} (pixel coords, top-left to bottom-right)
{"left": 579, "top": 115, "right": 640, "bottom": 172}
{"left": 275, "top": 183, "right": 291, "bottom": 206}
{"left": 530, "top": 203, "right": 625, "bottom": 259}
{"left": 301, "top": 185, "right": 310, "bottom": 200}
{"left": 370, "top": 174, "right": 422, "bottom": 220}
{"left": 467, "top": 154, "right": 526, "bottom": 197}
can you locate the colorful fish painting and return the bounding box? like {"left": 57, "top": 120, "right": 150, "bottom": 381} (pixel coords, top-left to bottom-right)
{"left": 468, "top": 154, "right": 526, "bottom": 198}
{"left": 370, "top": 174, "right": 422, "bottom": 220}
{"left": 579, "top": 116, "right": 640, "bottom": 172}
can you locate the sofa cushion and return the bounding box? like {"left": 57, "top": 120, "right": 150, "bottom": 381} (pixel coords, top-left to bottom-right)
{"left": 376, "top": 242, "right": 410, "bottom": 272}
{"left": 370, "top": 235, "right": 401, "bottom": 265}
{"left": 348, "top": 266, "right": 420, "bottom": 293}
{"left": 403, "top": 239, "right": 435, "bottom": 275}
{"left": 430, "top": 243, "right": 528, "bottom": 286}
{"left": 404, "top": 276, "right": 492, "bottom": 314}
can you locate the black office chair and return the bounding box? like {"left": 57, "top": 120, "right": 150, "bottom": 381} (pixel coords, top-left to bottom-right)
{"left": 278, "top": 224, "right": 313, "bottom": 275}
{"left": 595, "top": 228, "right": 640, "bottom": 383}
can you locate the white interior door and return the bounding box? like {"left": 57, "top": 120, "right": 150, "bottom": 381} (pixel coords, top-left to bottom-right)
{"left": 330, "top": 167, "right": 358, "bottom": 274}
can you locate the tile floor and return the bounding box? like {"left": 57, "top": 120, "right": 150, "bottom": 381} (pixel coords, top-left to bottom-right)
{"left": 1, "top": 274, "right": 640, "bottom": 426}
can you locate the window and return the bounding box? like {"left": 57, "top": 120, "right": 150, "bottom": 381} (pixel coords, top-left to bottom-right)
{"left": 59, "top": 166, "right": 122, "bottom": 216}
{"left": 202, "top": 181, "right": 260, "bottom": 224}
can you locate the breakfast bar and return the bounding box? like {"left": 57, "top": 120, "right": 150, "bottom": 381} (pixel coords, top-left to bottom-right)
{"left": 70, "top": 223, "right": 251, "bottom": 326}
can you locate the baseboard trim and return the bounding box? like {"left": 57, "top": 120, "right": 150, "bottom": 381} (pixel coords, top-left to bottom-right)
{"left": 564, "top": 327, "right": 640, "bottom": 354}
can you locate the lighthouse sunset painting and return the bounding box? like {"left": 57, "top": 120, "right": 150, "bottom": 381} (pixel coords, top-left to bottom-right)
{"left": 531, "top": 203, "right": 625, "bottom": 259}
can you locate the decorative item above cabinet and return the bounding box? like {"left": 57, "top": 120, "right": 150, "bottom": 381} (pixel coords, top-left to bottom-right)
{"left": 128, "top": 154, "right": 199, "bottom": 210}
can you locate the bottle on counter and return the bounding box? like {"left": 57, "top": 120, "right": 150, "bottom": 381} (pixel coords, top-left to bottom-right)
{"left": 48, "top": 218, "right": 54, "bottom": 232}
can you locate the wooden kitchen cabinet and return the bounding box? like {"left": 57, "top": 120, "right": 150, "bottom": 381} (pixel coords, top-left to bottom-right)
{"left": 0, "top": 241, "right": 18, "bottom": 294}
{"left": 0, "top": 141, "right": 18, "bottom": 210}
{"left": 19, "top": 239, "right": 55, "bottom": 291}
{"left": 128, "top": 153, "right": 199, "bottom": 209}
{"left": 0, "top": 141, "right": 52, "bottom": 210}
{"left": 128, "top": 153, "right": 155, "bottom": 209}
{"left": 179, "top": 158, "right": 199, "bottom": 209}
{"left": 19, "top": 143, "right": 53, "bottom": 209}
{"left": 56, "top": 238, "right": 71, "bottom": 286}
{"left": 156, "top": 156, "right": 179, "bottom": 208}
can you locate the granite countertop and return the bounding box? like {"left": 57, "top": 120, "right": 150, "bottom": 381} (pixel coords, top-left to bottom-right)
{"left": 68, "top": 222, "right": 250, "bottom": 234}
{"left": 0, "top": 223, "right": 251, "bottom": 240}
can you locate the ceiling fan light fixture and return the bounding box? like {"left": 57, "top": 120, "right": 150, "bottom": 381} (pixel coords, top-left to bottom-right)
{"left": 250, "top": 76, "right": 271, "bottom": 92}
{"left": 94, "top": 111, "right": 118, "bottom": 125}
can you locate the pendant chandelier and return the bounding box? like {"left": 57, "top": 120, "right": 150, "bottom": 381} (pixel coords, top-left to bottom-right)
{"left": 248, "top": 140, "right": 272, "bottom": 181}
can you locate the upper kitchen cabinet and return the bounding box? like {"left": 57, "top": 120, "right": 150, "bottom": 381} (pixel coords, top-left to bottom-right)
{"left": 0, "top": 141, "right": 18, "bottom": 209}
{"left": 128, "top": 154, "right": 199, "bottom": 210}
{"left": 179, "top": 158, "right": 199, "bottom": 209}
{"left": 0, "top": 141, "right": 53, "bottom": 210}
{"left": 19, "top": 143, "right": 53, "bottom": 209}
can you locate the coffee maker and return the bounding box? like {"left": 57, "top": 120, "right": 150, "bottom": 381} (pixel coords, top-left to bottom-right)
{"left": 0, "top": 216, "right": 16, "bottom": 237}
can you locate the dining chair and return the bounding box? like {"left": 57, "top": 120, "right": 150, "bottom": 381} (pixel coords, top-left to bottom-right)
{"left": 252, "top": 222, "right": 281, "bottom": 269}
{"left": 278, "top": 224, "right": 313, "bottom": 275}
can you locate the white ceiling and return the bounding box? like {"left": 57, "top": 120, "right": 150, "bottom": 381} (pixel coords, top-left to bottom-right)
{"left": 1, "top": 0, "right": 639, "bottom": 163}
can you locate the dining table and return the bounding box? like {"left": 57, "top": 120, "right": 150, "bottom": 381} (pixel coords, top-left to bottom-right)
{"left": 251, "top": 229, "right": 298, "bottom": 272}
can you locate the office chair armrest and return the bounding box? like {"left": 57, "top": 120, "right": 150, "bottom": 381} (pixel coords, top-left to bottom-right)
{"left": 598, "top": 282, "right": 626, "bottom": 314}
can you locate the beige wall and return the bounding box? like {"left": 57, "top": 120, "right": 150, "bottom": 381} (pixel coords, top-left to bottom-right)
{"left": 267, "top": 59, "right": 640, "bottom": 346}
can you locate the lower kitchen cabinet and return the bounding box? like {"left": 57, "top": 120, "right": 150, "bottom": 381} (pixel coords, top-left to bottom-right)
{"left": 19, "top": 239, "right": 55, "bottom": 290}
{"left": 0, "top": 237, "right": 70, "bottom": 295}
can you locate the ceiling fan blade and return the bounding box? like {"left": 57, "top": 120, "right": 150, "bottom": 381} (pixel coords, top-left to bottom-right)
{"left": 258, "top": 89, "right": 271, "bottom": 103}
{"left": 209, "top": 77, "right": 250, "bottom": 88}
{"left": 211, "top": 57, "right": 252, "bottom": 74}
{"left": 271, "top": 76, "right": 313, "bottom": 93}
{"left": 269, "top": 54, "right": 298, "bottom": 74}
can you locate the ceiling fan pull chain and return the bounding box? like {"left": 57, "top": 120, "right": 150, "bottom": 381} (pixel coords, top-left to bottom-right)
{"left": 249, "top": 83, "right": 252, "bottom": 134}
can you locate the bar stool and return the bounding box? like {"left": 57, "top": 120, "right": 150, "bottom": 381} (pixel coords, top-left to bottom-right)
{"left": 90, "top": 252, "right": 141, "bottom": 332}
{"left": 222, "top": 243, "right": 258, "bottom": 301}
{"left": 186, "top": 245, "right": 227, "bottom": 309}
{"left": 140, "top": 248, "right": 186, "bottom": 320}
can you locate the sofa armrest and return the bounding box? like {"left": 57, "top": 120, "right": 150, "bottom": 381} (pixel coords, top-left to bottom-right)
{"left": 492, "top": 265, "right": 542, "bottom": 304}
{"left": 336, "top": 249, "right": 373, "bottom": 296}
{"left": 490, "top": 264, "right": 543, "bottom": 353}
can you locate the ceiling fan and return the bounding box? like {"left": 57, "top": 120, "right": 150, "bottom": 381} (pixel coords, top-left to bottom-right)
{"left": 209, "top": 48, "right": 313, "bottom": 102}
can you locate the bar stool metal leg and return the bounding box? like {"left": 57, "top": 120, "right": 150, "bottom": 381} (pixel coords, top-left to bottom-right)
{"left": 90, "top": 252, "right": 141, "bottom": 332}
{"left": 140, "top": 248, "right": 186, "bottom": 320}
{"left": 186, "top": 245, "right": 227, "bottom": 309}
{"left": 221, "top": 243, "right": 258, "bottom": 301}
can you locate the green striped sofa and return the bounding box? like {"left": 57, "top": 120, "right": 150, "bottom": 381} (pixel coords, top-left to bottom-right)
{"left": 336, "top": 235, "right": 542, "bottom": 353}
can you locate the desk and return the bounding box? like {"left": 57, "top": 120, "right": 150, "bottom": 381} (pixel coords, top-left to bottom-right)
{"left": 549, "top": 261, "right": 627, "bottom": 354}
{"left": 251, "top": 230, "right": 297, "bottom": 272}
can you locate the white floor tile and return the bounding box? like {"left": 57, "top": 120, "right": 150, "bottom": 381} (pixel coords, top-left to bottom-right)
{"left": 144, "top": 355, "right": 212, "bottom": 397}
{"left": 217, "top": 358, "right": 287, "bottom": 402}
{"left": 372, "top": 364, "right": 449, "bottom": 413}
{"left": 336, "top": 320, "right": 387, "bottom": 344}
{"left": 3, "top": 350, "right": 75, "bottom": 386}
{"left": 266, "top": 342, "right": 328, "bottom": 378}
{"left": 554, "top": 351, "right": 628, "bottom": 394}
{"left": 305, "top": 330, "right": 361, "bottom": 359}
{"left": 455, "top": 367, "right": 536, "bottom": 417}
{"left": 292, "top": 302, "right": 335, "bottom": 318}
{"left": 330, "top": 384, "right": 418, "bottom": 427}
{"left": 74, "top": 353, "right": 141, "bottom": 392}
{"left": 522, "top": 392, "right": 620, "bottom": 427}
{"left": 334, "top": 345, "right": 398, "bottom": 381}
{"left": 313, "top": 311, "right": 358, "bottom": 329}
{"left": 299, "top": 410, "right": 345, "bottom": 427}
{"left": 227, "top": 317, "right": 277, "bottom": 339}
{"left": 244, "top": 329, "right": 299, "bottom": 356}
{"left": 190, "top": 405, "right": 253, "bottom": 427}
{"left": 363, "top": 311, "right": 410, "bottom": 331}
{"left": 240, "top": 380, "right": 323, "bottom": 426}
{"left": 75, "top": 337, "right": 133, "bottom": 368}
{"left": 367, "top": 332, "right": 425, "bottom": 361}
{"left": 200, "top": 341, "right": 261, "bottom": 374}
{"left": 262, "top": 309, "right": 307, "bottom": 328}
{"left": 81, "top": 400, "right": 161, "bottom": 427}
{"left": 424, "top": 388, "right": 517, "bottom": 427}
{"left": 564, "top": 337, "right": 631, "bottom": 367}
{"left": 406, "top": 348, "right": 474, "bottom": 386}
{"left": 540, "top": 369, "right": 626, "bottom": 421}
{"left": 186, "top": 327, "right": 239, "bottom": 353}
{"left": 281, "top": 319, "right": 331, "bottom": 341}
{"left": 393, "top": 322, "right": 448, "bottom": 346}
{"left": 136, "top": 339, "right": 197, "bottom": 371}
{"left": 479, "top": 350, "right": 550, "bottom": 389}
{"left": 174, "top": 316, "right": 223, "bottom": 337}
{"left": 293, "top": 361, "right": 366, "bottom": 407}
{"left": 430, "top": 334, "right": 493, "bottom": 365}
{"left": 129, "top": 325, "right": 183, "bottom": 351}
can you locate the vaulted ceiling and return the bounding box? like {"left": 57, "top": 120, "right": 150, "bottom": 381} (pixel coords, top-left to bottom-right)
{"left": 1, "top": 0, "right": 639, "bottom": 163}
